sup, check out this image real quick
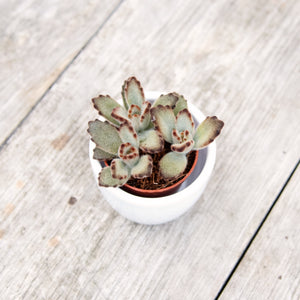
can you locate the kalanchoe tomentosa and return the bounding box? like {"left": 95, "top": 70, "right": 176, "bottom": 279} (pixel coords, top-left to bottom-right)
{"left": 151, "top": 105, "right": 224, "bottom": 179}
{"left": 99, "top": 142, "right": 153, "bottom": 187}
{"left": 87, "top": 120, "right": 153, "bottom": 187}
{"left": 88, "top": 77, "right": 224, "bottom": 188}
{"left": 92, "top": 77, "right": 163, "bottom": 154}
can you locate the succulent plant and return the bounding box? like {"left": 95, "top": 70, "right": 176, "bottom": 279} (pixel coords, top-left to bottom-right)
{"left": 151, "top": 105, "right": 224, "bottom": 179}
{"left": 92, "top": 77, "right": 163, "bottom": 154}
{"left": 152, "top": 92, "right": 188, "bottom": 116}
{"left": 87, "top": 119, "right": 122, "bottom": 161}
{"left": 88, "top": 120, "right": 153, "bottom": 187}
{"left": 99, "top": 142, "right": 153, "bottom": 187}
{"left": 88, "top": 77, "right": 224, "bottom": 189}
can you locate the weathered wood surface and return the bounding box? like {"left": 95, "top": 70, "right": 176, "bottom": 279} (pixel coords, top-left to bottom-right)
{"left": 221, "top": 164, "right": 300, "bottom": 300}
{"left": 0, "top": 0, "right": 122, "bottom": 145}
{"left": 0, "top": 0, "right": 299, "bottom": 299}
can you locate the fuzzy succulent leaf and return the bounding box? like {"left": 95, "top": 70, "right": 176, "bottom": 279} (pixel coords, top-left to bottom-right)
{"left": 130, "top": 114, "right": 141, "bottom": 131}
{"left": 118, "top": 122, "right": 139, "bottom": 147}
{"left": 88, "top": 120, "right": 122, "bottom": 154}
{"left": 110, "top": 159, "right": 130, "bottom": 180}
{"left": 193, "top": 116, "right": 224, "bottom": 149}
{"left": 159, "top": 152, "right": 187, "bottom": 179}
{"left": 122, "top": 77, "right": 145, "bottom": 109}
{"left": 138, "top": 129, "right": 164, "bottom": 153}
{"left": 172, "top": 129, "right": 194, "bottom": 145}
{"left": 92, "top": 95, "right": 121, "bottom": 125}
{"left": 171, "top": 140, "right": 195, "bottom": 154}
{"left": 131, "top": 155, "right": 153, "bottom": 179}
{"left": 128, "top": 104, "right": 141, "bottom": 118}
{"left": 118, "top": 143, "right": 139, "bottom": 167}
{"left": 98, "top": 166, "right": 128, "bottom": 187}
{"left": 152, "top": 93, "right": 179, "bottom": 108}
{"left": 93, "top": 147, "right": 117, "bottom": 161}
{"left": 139, "top": 101, "right": 151, "bottom": 131}
{"left": 151, "top": 105, "right": 176, "bottom": 143}
{"left": 173, "top": 94, "right": 188, "bottom": 116}
{"left": 111, "top": 106, "right": 129, "bottom": 124}
{"left": 176, "top": 108, "right": 195, "bottom": 135}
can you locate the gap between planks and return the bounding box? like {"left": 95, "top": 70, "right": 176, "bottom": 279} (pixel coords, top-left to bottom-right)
{"left": 214, "top": 158, "right": 300, "bottom": 300}
{"left": 0, "top": 0, "right": 125, "bottom": 153}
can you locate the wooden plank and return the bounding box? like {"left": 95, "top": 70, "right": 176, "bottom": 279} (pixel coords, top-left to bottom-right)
{"left": 0, "top": 0, "right": 300, "bottom": 299}
{"left": 220, "top": 164, "right": 300, "bottom": 300}
{"left": 0, "top": 0, "right": 122, "bottom": 145}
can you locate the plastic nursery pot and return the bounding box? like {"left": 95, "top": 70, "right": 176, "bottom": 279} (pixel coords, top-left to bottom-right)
{"left": 89, "top": 92, "right": 216, "bottom": 225}
{"left": 123, "top": 150, "right": 198, "bottom": 197}
{"left": 104, "top": 150, "right": 199, "bottom": 198}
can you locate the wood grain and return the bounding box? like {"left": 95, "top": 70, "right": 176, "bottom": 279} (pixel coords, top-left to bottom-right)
{"left": 0, "top": 0, "right": 299, "bottom": 299}
{"left": 220, "top": 164, "right": 300, "bottom": 300}
{"left": 0, "top": 0, "right": 122, "bottom": 145}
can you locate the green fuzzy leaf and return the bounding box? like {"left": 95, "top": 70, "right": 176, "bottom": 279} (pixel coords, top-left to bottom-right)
{"left": 138, "top": 129, "right": 164, "bottom": 153}
{"left": 118, "top": 122, "right": 139, "bottom": 147}
{"left": 122, "top": 77, "right": 145, "bottom": 108}
{"left": 118, "top": 143, "right": 139, "bottom": 167}
{"left": 93, "top": 147, "right": 117, "bottom": 161}
{"left": 111, "top": 106, "right": 129, "bottom": 124}
{"left": 130, "top": 114, "right": 141, "bottom": 132}
{"left": 92, "top": 95, "right": 121, "bottom": 125}
{"left": 159, "top": 152, "right": 187, "bottom": 179}
{"left": 128, "top": 104, "right": 141, "bottom": 118}
{"left": 151, "top": 105, "right": 176, "bottom": 143}
{"left": 111, "top": 159, "right": 130, "bottom": 180}
{"left": 176, "top": 108, "right": 195, "bottom": 134}
{"left": 171, "top": 140, "right": 194, "bottom": 154}
{"left": 98, "top": 166, "right": 128, "bottom": 187}
{"left": 139, "top": 101, "right": 151, "bottom": 131}
{"left": 152, "top": 93, "right": 179, "bottom": 108}
{"left": 131, "top": 155, "right": 153, "bottom": 179}
{"left": 193, "top": 116, "right": 224, "bottom": 149}
{"left": 88, "top": 120, "right": 122, "bottom": 154}
{"left": 173, "top": 94, "right": 188, "bottom": 116}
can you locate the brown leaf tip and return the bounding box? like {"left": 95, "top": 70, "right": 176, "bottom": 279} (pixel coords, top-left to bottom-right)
{"left": 128, "top": 104, "right": 141, "bottom": 114}
{"left": 98, "top": 172, "right": 118, "bottom": 188}
{"left": 172, "top": 129, "right": 181, "bottom": 141}
{"left": 111, "top": 107, "right": 127, "bottom": 123}
{"left": 140, "top": 101, "right": 151, "bottom": 121}
{"left": 119, "top": 121, "right": 136, "bottom": 134}
{"left": 92, "top": 95, "right": 109, "bottom": 115}
{"left": 199, "top": 116, "right": 224, "bottom": 147}
{"left": 119, "top": 143, "right": 139, "bottom": 160}
{"left": 144, "top": 101, "right": 151, "bottom": 112}
{"left": 123, "top": 77, "right": 145, "bottom": 103}
{"left": 132, "top": 156, "right": 153, "bottom": 179}
{"left": 207, "top": 116, "right": 225, "bottom": 133}
{"left": 127, "top": 153, "right": 138, "bottom": 160}
{"left": 111, "top": 161, "right": 128, "bottom": 180}
{"left": 177, "top": 108, "right": 194, "bottom": 127}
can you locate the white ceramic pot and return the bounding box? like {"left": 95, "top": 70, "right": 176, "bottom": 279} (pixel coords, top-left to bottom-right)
{"left": 89, "top": 92, "right": 216, "bottom": 225}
